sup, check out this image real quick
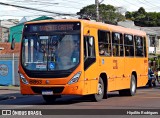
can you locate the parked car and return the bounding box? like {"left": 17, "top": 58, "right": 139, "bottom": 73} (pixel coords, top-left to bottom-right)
{"left": 147, "top": 68, "right": 156, "bottom": 87}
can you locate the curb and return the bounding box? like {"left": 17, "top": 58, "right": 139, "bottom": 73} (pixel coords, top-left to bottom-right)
{"left": 0, "top": 86, "right": 20, "bottom": 91}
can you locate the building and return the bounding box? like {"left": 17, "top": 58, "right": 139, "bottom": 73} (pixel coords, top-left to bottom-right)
{"left": 118, "top": 20, "right": 160, "bottom": 55}
{"left": 0, "top": 26, "right": 9, "bottom": 42}
{"left": 9, "top": 16, "right": 53, "bottom": 42}
{"left": 0, "top": 20, "right": 17, "bottom": 42}
{"left": 0, "top": 42, "right": 20, "bottom": 55}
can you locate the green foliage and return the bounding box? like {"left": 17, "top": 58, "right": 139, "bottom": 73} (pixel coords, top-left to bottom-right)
{"left": 125, "top": 11, "right": 134, "bottom": 20}
{"left": 125, "top": 7, "right": 160, "bottom": 27}
{"left": 77, "top": 4, "right": 125, "bottom": 24}
{"left": 77, "top": 4, "right": 97, "bottom": 20}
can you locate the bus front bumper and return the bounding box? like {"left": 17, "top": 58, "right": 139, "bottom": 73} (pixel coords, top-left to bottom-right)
{"left": 20, "top": 81, "right": 84, "bottom": 95}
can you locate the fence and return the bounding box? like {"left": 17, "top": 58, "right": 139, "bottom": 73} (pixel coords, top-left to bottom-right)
{"left": 0, "top": 53, "right": 19, "bottom": 86}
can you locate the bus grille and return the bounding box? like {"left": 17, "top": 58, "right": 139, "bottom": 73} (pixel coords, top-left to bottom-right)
{"left": 31, "top": 87, "right": 64, "bottom": 94}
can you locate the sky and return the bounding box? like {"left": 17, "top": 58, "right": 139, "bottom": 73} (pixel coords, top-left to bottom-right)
{"left": 0, "top": 0, "right": 160, "bottom": 20}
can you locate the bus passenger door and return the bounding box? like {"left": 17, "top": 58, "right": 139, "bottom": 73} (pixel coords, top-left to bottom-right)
{"left": 112, "top": 33, "right": 125, "bottom": 90}
{"left": 83, "top": 27, "right": 98, "bottom": 95}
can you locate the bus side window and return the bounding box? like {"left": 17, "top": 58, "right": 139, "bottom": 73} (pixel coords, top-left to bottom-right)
{"left": 143, "top": 37, "right": 147, "bottom": 57}
{"left": 98, "top": 30, "right": 111, "bottom": 56}
{"left": 112, "top": 32, "right": 123, "bottom": 57}
{"left": 124, "top": 34, "right": 134, "bottom": 57}
{"left": 135, "top": 36, "right": 144, "bottom": 57}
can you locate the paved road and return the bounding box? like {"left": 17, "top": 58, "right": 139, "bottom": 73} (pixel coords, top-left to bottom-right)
{"left": 0, "top": 85, "right": 160, "bottom": 117}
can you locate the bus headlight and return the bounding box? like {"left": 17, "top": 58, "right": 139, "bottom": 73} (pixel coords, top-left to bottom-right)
{"left": 68, "top": 72, "right": 81, "bottom": 85}
{"left": 19, "top": 73, "right": 29, "bottom": 85}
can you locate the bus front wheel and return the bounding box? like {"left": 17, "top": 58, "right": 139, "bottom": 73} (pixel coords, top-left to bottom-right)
{"left": 92, "top": 77, "right": 104, "bottom": 102}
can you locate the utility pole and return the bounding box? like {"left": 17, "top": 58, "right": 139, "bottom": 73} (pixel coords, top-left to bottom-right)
{"left": 95, "top": 0, "right": 99, "bottom": 21}
{"left": 95, "top": 0, "right": 104, "bottom": 22}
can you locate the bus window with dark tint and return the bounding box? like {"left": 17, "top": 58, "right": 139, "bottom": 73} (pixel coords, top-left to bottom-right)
{"left": 124, "top": 34, "right": 134, "bottom": 56}
{"left": 112, "top": 32, "right": 124, "bottom": 56}
{"left": 84, "top": 36, "right": 96, "bottom": 70}
{"left": 98, "top": 30, "right": 111, "bottom": 56}
{"left": 143, "top": 37, "right": 147, "bottom": 57}
{"left": 134, "top": 36, "right": 144, "bottom": 57}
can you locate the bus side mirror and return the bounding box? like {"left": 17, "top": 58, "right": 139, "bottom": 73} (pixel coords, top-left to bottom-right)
{"left": 11, "top": 38, "right": 15, "bottom": 50}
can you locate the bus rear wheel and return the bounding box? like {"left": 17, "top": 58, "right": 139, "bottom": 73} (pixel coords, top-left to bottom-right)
{"left": 129, "top": 75, "right": 136, "bottom": 96}
{"left": 92, "top": 77, "right": 104, "bottom": 102}
{"left": 119, "top": 75, "right": 136, "bottom": 96}
{"left": 42, "top": 95, "right": 59, "bottom": 103}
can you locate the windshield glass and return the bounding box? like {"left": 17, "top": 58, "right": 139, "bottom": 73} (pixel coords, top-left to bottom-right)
{"left": 22, "top": 34, "right": 80, "bottom": 71}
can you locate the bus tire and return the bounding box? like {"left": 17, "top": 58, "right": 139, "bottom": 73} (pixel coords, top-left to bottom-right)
{"left": 92, "top": 77, "right": 104, "bottom": 102}
{"left": 119, "top": 75, "right": 136, "bottom": 96}
{"left": 42, "top": 95, "right": 59, "bottom": 103}
{"left": 127, "top": 75, "right": 136, "bottom": 96}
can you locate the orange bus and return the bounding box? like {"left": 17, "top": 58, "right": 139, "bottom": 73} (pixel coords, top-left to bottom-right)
{"left": 12, "top": 19, "right": 148, "bottom": 102}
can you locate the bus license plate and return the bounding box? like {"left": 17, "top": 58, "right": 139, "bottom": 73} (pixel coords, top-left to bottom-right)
{"left": 42, "top": 90, "right": 53, "bottom": 95}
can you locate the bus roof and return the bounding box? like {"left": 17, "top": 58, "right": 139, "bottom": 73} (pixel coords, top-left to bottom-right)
{"left": 24, "top": 19, "right": 146, "bottom": 36}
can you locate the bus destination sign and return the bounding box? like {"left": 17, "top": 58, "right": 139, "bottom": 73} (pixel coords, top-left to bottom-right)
{"left": 25, "top": 22, "right": 80, "bottom": 32}
{"left": 39, "top": 24, "right": 74, "bottom": 31}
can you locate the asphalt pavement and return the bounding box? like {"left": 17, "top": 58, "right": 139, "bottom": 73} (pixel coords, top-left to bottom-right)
{"left": 0, "top": 86, "right": 20, "bottom": 101}
{"left": 0, "top": 81, "right": 159, "bottom": 102}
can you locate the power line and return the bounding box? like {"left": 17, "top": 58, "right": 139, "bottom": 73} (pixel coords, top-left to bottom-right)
{"left": 0, "top": 2, "right": 76, "bottom": 16}
{"left": 8, "top": 0, "right": 85, "bottom": 9}
{"left": 142, "top": 0, "right": 160, "bottom": 8}
{"left": 137, "top": 0, "right": 153, "bottom": 7}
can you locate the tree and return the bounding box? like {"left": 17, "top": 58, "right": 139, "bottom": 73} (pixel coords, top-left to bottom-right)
{"left": 125, "top": 7, "right": 160, "bottom": 27}
{"left": 125, "top": 11, "right": 133, "bottom": 20}
{"left": 138, "top": 7, "right": 146, "bottom": 15}
{"left": 77, "top": 4, "right": 96, "bottom": 20}
{"left": 77, "top": 4, "right": 125, "bottom": 24}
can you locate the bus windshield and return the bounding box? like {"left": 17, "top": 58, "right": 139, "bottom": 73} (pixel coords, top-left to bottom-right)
{"left": 22, "top": 34, "right": 80, "bottom": 71}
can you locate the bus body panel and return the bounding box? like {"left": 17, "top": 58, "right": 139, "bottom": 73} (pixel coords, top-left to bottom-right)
{"left": 18, "top": 19, "right": 148, "bottom": 97}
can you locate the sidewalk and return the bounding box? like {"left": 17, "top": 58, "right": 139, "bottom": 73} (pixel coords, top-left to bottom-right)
{"left": 0, "top": 85, "right": 20, "bottom": 91}
{"left": 0, "top": 86, "right": 20, "bottom": 101}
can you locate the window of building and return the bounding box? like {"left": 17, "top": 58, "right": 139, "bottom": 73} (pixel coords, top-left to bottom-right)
{"left": 149, "top": 36, "right": 156, "bottom": 47}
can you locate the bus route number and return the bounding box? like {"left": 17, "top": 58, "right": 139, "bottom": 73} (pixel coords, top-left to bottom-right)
{"left": 113, "top": 60, "right": 118, "bottom": 69}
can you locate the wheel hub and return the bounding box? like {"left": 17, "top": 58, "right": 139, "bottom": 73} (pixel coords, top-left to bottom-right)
{"left": 131, "top": 80, "right": 136, "bottom": 93}
{"left": 98, "top": 83, "right": 103, "bottom": 95}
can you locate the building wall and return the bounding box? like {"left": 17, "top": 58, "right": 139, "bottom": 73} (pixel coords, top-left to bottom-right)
{"left": 2, "top": 27, "right": 9, "bottom": 42}
{"left": 9, "top": 24, "right": 23, "bottom": 42}
{"left": 0, "top": 27, "right": 2, "bottom": 42}
{"left": 0, "top": 27, "right": 9, "bottom": 42}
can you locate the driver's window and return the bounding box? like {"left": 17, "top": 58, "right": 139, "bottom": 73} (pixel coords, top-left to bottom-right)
{"left": 84, "top": 36, "right": 95, "bottom": 60}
